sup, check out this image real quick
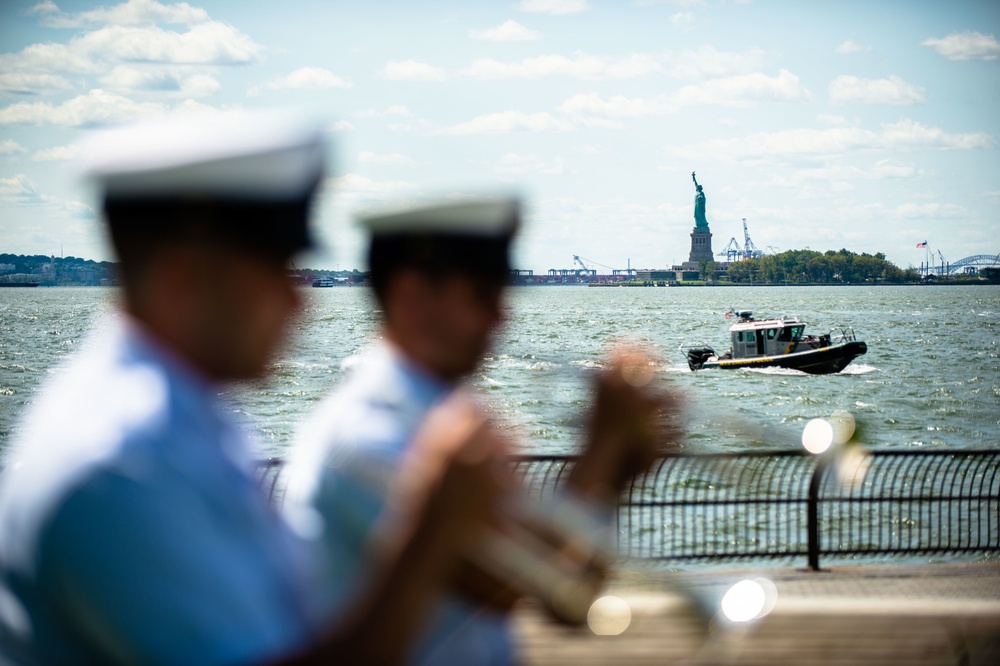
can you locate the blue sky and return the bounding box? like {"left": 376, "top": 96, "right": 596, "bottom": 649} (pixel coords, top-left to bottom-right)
{"left": 1, "top": 0, "right": 998, "bottom": 273}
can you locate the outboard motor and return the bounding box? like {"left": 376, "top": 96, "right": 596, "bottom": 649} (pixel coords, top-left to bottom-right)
{"left": 686, "top": 347, "right": 716, "bottom": 371}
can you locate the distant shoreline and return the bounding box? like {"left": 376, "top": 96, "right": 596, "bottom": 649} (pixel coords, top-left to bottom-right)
{"left": 513, "top": 280, "right": 996, "bottom": 287}
{"left": 6, "top": 280, "right": 995, "bottom": 288}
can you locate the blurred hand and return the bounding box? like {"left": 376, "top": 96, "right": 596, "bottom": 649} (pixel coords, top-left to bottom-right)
{"left": 383, "top": 392, "right": 524, "bottom": 612}
{"left": 395, "top": 393, "right": 513, "bottom": 556}
{"left": 571, "top": 340, "right": 683, "bottom": 503}
{"left": 310, "top": 396, "right": 516, "bottom": 664}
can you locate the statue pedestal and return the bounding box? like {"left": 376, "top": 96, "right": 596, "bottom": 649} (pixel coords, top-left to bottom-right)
{"left": 688, "top": 228, "right": 714, "bottom": 263}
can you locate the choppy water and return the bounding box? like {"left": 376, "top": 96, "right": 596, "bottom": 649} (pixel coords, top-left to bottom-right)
{"left": 2, "top": 285, "right": 998, "bottom": 462}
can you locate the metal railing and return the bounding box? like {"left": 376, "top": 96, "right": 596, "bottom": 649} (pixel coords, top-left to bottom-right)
{"left": 260, "top": 448, "right": 1000, "bottom": 570}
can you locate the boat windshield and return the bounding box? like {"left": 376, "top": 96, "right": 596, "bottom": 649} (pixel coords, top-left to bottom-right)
{"left": 777, "top": 325, "right": 803, "bottom": 342}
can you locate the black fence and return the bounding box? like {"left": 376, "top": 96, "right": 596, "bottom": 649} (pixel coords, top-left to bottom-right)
{"left": 260, "top": 448, "right": 1000, "bottom": 570}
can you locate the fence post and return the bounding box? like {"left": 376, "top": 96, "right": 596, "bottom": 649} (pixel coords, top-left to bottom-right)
{"left": 806, "top": 454, "right": 828, "bottom": 571}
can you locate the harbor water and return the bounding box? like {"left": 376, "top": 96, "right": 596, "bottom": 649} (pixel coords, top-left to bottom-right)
{"left": 1, "top": 284, "right": 998, "bottom": 462}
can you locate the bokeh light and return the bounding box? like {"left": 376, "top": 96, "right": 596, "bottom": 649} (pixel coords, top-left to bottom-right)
{"left": 753, "top": 577, "right": 778, "bottom": 618}
{"left": 720, "top": 579, "right": 766, "bottom": 623}
{"left": 801, "top": 418, "right": 834, "bottom": 454}
{"left": 720, "top": 578, "right": 777, "bottom": 623}
{"left": 587, "top": 595, "right": 632, "bottom": 635}
{"left": 835, "top": 445, "right": 872, "bottom": 487}
{"left": 828, "top": 410, "right": 856, "bottom": 445}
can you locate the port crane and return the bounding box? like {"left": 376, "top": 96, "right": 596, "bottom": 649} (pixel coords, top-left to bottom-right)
{"left": 717, "top": 218, "right": 764, "bottom": 262}
{"left": 548, "top": 255, "right": 634, "bottom": 279}
{"left": 741, "top": 218, "right": 763, "bottom": 260}
{"left": 574, "top": 255, "right": 639, "bottom": 276}
{"left": 718, "top": 237, "right": 742, "bottom": 263}
{"left": 571, "top": 255, "right": 603, "bottom": 276}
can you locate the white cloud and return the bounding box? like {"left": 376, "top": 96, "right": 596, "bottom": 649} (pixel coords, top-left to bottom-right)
{"left": 921, "top": 31, "right": 1000, "bottom": 61}
{"left": 328, "top": 120, "right": 356, "bottom": 132}
{"left": 0, "top": 89, "right": 167, "bottom": 127}
{"left": 670, "top": 12, "right": 696, "bottom": 29}
{"left": 32, "top": 145, "right": 81, "bottom": 161}
{"left": 76, "top": 22, "right": 262, "bottom": 65}
{"left": 662, "top": 46, "right": 767, "bottom": 79}
{"left": 461, "top": 52, "right": 662, "bottom": 80}
{"left": 634, "top": 0, "right": 705, "bottom": 6}
{"left": 673, "top": 69, "right": 811, "bottom": 106}
{"left": 835, "top": 40, "right": 872, "bottom": 55}
{"left": 557, "top": 71, "right": 808, "bottom": 125}
{"left": 380, "top": 60, "right": 446, "bottom": 81}
{"left": 0, "top": 174, "right": 49, "bottom": 205}
{"left": 439, "top": 111, "right": 573, "bottom": 135}
{"left": 100, "top": 65, "right": 181, "bottom": 91}
{"left": 179, "top": 73, "right": 220, "bottom": 97}
{"left": 817, "top": 114, "right": 852, "bottom": 127}
{"left": 829, "top": 75, "right": 925, "bottom": 105}
{"left": 559, "top": 92, "right": 674, "bottom": 118}
{"left": 897, "top": 202, "right": 966, "bottom": 219}
{"left": 386, "top": 118, "right": 436, "bottom": 134}
{"left": 249, "top": 67, "right": 352, "bottom": 96}
{"left": 328, "top": 173, "right": 419, "bottom": 204}
{"left": 515, "top": 0, "right": 589, "bottom": 15}
{"left": 495, "top": 153, "right": 566, "bottom": 175}
{"left": 26, "top": 1, "right": 59, "bottom": 17}
{"left": 0, "top": 72, "right": 75, "bottom": 95}
{"left": 169, "top": 98, "right": 229, "bottom": 117}
{"left": 64, "top": 199, "right": 96, "bottom": 218}
{"left": 469, "top": 20, "right": 541, "bottom": 41}
{"left": 870, "top": 159, "right": 922, "bottom": 179}
{"left": 0, "top": 42, "right": 97, "bottom": 76}
{"left": 35, "top": 0, "right": 211, "bottom": 29}
{"left": 673, "top": 119, "right": 995, "bottom": 165}
{"left": 356, "top": 105, "right": 413, "bottom": 118}
{"left": 881, "top": 118, "right": 994, "bottom": 150}
{"left": 0, "top": 17, "right": 262, "bottom": 101}
{"left": 1, "top": 3, "right": 262, "bottom": 100}
{"left": 368, "top": 47, "right": 765, "bottom": 85}
{"left": 763, "top": 161, "right": 923, "bottom": 186}
{"left": 97, "top": 65, "right": 220, "bottom": 97}
{"left": 357, "top": 151, "right": 414, "bottom": 166}
{"left": 0, "top": 140, "right": 27, "bottom": 156}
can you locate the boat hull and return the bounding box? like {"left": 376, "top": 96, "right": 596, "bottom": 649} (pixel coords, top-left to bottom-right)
{"left": 697, "top": 340, "right": 867, "bottom": 375}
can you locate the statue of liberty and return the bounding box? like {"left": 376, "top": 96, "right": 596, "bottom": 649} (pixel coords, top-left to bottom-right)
{"left": 692, "top": 171, "right": 709, "bottom": 230}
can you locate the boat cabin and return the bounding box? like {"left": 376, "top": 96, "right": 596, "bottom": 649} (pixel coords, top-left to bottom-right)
{"left": 729, "top": 312, "right": 807, "bottom": 359}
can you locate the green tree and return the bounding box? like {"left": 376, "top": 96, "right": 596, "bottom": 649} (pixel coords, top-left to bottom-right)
{"left": 720, "top": 248, "right": 914, "bottom": 285}
{"left": 698, "top": 259, "right": 717, "bottom": 282}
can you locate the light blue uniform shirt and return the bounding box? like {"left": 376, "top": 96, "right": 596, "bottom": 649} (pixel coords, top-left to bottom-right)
{"left": 284, "top": 343, "right": 515, "bottom": 666}
{"left": 0, "top": 318, "right": 322, "bottom": 665}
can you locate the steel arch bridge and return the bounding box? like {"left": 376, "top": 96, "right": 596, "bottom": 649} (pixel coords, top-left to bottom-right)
{"left": 929, "top": 253, "right": 1000, "bottom": 275}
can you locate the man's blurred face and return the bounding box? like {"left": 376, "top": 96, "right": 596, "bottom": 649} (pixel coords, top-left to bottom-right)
{"left": 387, "top": 270, "right": 505, "bottom": 382}
{"left": 196, "top": 245, "right": 302, "bottom": 380}
{"left": 430, "top": 274, "right": 504, "bottom": 380}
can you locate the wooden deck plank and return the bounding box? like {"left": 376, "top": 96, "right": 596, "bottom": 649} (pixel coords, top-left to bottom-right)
{"left": 510, "top": 563, "right": 1000, "bottom": 665}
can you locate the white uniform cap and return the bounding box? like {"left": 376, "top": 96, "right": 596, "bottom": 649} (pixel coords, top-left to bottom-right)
{"left": 77, "top": 110, "right": 326, "bottom": 201}
{"left": 358, "top": 197, "right": 520, "bottom": 238}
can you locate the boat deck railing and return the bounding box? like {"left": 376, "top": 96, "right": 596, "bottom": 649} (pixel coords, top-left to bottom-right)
{"left": 827, "top": 326, "right": 859, "bottom": 344}
{"left": 257, "top": 448, "right": 1000, "bottom": 570}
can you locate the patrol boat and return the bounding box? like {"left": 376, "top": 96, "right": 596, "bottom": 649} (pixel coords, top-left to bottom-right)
{"left": 683, "top": 310, "right": 867, "bottom": 374}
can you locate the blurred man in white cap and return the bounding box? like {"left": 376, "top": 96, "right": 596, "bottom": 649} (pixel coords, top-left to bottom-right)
{"left": 0, "top": 113, "right": 508, "bottom": 665}
{"left": 283, "top": 198, "right": 675, "bottom": 665}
